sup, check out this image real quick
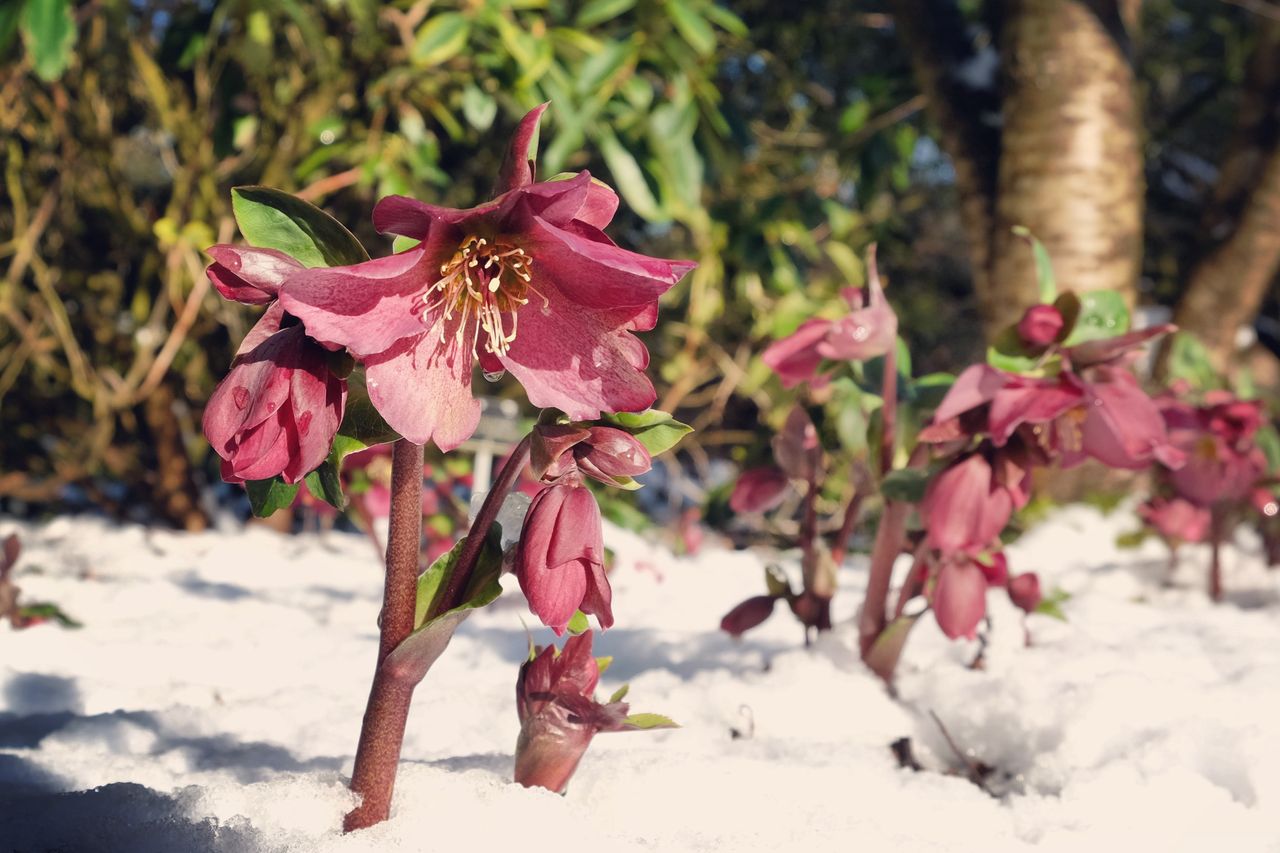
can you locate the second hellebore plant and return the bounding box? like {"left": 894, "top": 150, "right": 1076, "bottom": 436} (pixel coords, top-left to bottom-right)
{"left": 201, "top": 105, "right": 692, "bottom": 831}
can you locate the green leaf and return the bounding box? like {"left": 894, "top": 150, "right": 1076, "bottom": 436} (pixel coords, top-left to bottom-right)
{"left": 863, "top": 613, "right": 920, "bottom": 681}
{"left": 1058, "top": 290, "right": 1130, "bottom": 347}
{"left": 1011, "top": 226, "right": 1057, "bottom": 304}
{"left": 245, "top": 477, "right": 300, "bottom": 518}
{"left": 461, "top": 84, "right": 497, "bottom": 131}
{"left": 830, "top": 377, "right": 870, "bottom": 454}
{"left": 576, "top": 38, "right": 635, "bottom": 96}
{"left": 336, "top": 369, "right": 400, "bottom": 448}
{"left": 595, "top": 655, "right": 613, "bottom": 674}
{"left": 566, "top": 610, "right": 590, "bottom": 635}
{"left": 986, "top": 327, "right": 1044, "bottom": 375}
{"left": 909, "top": 373, "right": 956, "bottom": 413}
{"left": 0, "top": 1, "right": 24, "bottom": 58}
{"left": 603, "top": 409, "right": 692, "bottom": 458}
{"left": 1034, "top": 588, "right": 1071, "bottom": 622}
{"left": 1256, "top": 424, "right": 1280, "bottom": 471}
{"left": 392, "top": 235, "right": 421, "bottom": 254}
{"left": 577, "top": 0, "right": 636, "bottom": 27}
{"left": 1166, "top": 331, "right": 1219, "bottom": 392}
{"left": 596, "top": 127, "right": 668, "bottom": 223}
{"left": 764, "top": 564, "right": 792, "bottom": 598}
{"left": 622, "top": 712, "right": 680, "bottom": 730}
{"left": 230, "top": 187, "right": 369, "bottom": 268}
{"left": 21, "top": 0, "right": 75, "bottom": 82}
{"left": 880, "top": 468, "right": 929, "bottom": 503}
{"left": 413, "top": 525, "right": 504, "bottom": 629}
{"left": 15, "top": 602, "right": 82, "bottom": 629}
{"left": 609, "top": 683, "right": 630, "bottom": 703}
{"left": 604, "top": 409, "right": 678, "bottom": 429}
{"left": 412, "top": 12, "right": 470, "bottom": 66}
{"left": 303, "top": 459, "right": 345, "bottom": 510}
{"left": 665, "top": 0, "right": 715, "bottom": 56}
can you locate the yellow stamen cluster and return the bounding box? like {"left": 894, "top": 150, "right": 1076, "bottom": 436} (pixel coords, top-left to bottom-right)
{"left": 419, "top": 236, "right": 543, "bottom": 357}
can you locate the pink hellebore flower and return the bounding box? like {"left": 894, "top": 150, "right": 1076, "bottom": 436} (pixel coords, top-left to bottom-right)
{"left": 930, "top": 556, "right": 994, "bottom": 640}
{"left": 530, "top": 424, "right": 651, "bottom": 485}
{"left": 202, "top": 246, "right": 346, "bottom": 484}
{"left": 762, "top": 255, "right": 897, "bottom": 389}
{"left": 279, "top": 105, "right": 695, "bottom": 450}
{"left": 515, "top": 482, "right": 612, "bottom": 635}
{"left": 1160, "top": 393, "right": 1267, "bottom": 507}
{"left": 1138, "top": 497, "right": 1211, "bottom": 544}
{"left": 920, "top": 452, "right": 1028, "bottom": 555}
{"left": 514, "top": 631, "right": 629, "bottom": 793}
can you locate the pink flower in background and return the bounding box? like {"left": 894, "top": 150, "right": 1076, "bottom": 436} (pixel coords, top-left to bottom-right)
{"left": 280, "top": 105, "right": 695, "bottom": 450}
{"left": 1159, "top": 393, "right": 1267, "bottom": 507}
{"left": 729, "top": 465, "right": 791, "bottom": 514}
{"left": 202, "top": 246, "right": 346, "bottom": 484}
{"left": 762, "top": 256, "right": 897, "bottom": 388}
{"left": 515, "top": 482, "right": 612, "bottom": 634}
{"left": 1138, "top": 497, "right": 1211, "bottom": 543}
{"left": 514, "top": 631, "right": 629, "bottom": 793}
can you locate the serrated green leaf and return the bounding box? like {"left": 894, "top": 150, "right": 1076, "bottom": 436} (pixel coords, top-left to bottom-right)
{"left": 566, "top": 610, "right": 590, "bottom": 635}
{"left": 22, "top": 0, "right": 75, "bottom": 82}
{"left": 413, "top": 12, "right": 470, "bottom": 66}
{"left": 577, "top": 0, "right": 636, "bottom": 26}
{"left": 880, "top": 468, "right": 929, "bottom": 503}
{"left": 1059, "top": 290, "right": 1130, "bottom": 347}
{"left": 1011, "top": 226, "right": 1057, "bottom": 304}
{"left": 609, "top": 683, "right": 629, "bottom": 703}
{"left": 245, "top": 477, "right": 300, "bottom": 518}
{"left": 622, "top": 712, "right": 679, "bottom": 730}
{"left": 231, "top": 187, "right": 369, "bottom": 268}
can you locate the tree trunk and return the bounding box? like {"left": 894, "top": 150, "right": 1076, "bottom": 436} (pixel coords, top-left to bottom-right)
{"left": 989, "top": 0, "right": 1144, "bottom": 336}
{"left": 1172, "top": 147, "right": 1280, "bottom": 371}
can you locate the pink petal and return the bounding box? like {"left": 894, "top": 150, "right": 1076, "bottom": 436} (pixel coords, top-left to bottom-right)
{"left": 729, "top": 466, "right": 791, "bottom": 514}
{"left": 546, "top": 486, "right": 604, "bottom": 569}
{"left": 279, "top": 245, "right": 440, "bottom": 358}
{"left": 363, "top": 331, "right": 481, "bottom": 451}
{"left": 372, "top": 195, "right": 503, "bottom": 239}
{"left": 498, "top": 285, "right": 658, "bottom": 421}
{"left": 495, "top": 103, "right": 549, "bottom": 195}
{"left": 282, "top": 355, "right": 345, "bottom": 481}
{"left": 522, "top": 213, "right": 694, "bottom": 309}
{"left": 206, "top": 246, "right": 303, "bottom": 304}
{"left": 762, "top": 319, "right": 830, "bottom": 390}
{"left": 235, "top": 303, "right": 286, "bottom": 357}
{"left": 932, "top": 364, "right": 1010, "bottom": 424}
{"left": 203, "top": 327, "right": 299, "bottom": 454}
{"left": 580, "top": 558, "right": 614, "bottom": 630}
{"left": 988, "top": 379, "right": 1083, "bottom": 445}
{"left": 554, "top": 631, "right": 601, "bottom": 697}
{"left": 1066, "top": 324, "right": 1175, "bottom": 367}
{"left": 932, "top": 559, "right": 989, "bottom": 640}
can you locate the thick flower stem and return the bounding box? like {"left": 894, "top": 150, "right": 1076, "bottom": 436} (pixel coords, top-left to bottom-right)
{"left": 432, "top": 434, "right": 533, "bottom": 619}
{"left": 879, "top": 344, "right": 898, "bottom": 477}
{"left": 1209, "top": 508, "right": 1224, "bottom": 602}
{"left": 859, "top": 499, "right": 911, "bottom": 660}
{"left": 345, "top": 438, "right": 424, "bottom": 833}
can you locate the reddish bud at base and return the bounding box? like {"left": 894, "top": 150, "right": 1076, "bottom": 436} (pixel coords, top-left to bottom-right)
{"left": 729, "top": 466, "right": 790, "bottom": 514}
{"left": 1007, "top": 572, "right": 1043, "bottom": 613}
{"left": 1016, "top": 304, "right": 1064, "bottom": 348}
{"left": 720, "top": 595, "right": 779, "bottom": 637}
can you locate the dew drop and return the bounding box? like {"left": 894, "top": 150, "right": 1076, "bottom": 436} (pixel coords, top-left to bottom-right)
{"left": 266, "top": 401, "right": 278, "bottom": 412}
{"left": 232, "top": 387, "right": 250, "bottom": 410}
{"left": 296, "top": 411, "right": 313, "bottom": 436}
{"left": 483, "top": 369, "right": 506, "bottom": 383}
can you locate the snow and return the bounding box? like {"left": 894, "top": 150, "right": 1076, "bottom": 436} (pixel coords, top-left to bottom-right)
{"left": 2, "top": 505, "right": 1279, "bottom": 852}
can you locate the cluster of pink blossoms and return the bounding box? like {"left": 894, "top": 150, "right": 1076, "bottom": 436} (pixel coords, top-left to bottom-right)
{"left": 202, "top": 105, "right": 694, "bottom": 635}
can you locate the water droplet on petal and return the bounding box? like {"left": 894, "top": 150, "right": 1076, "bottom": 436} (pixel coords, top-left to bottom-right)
{"left": 296, "top": 411, "right": 313, "bottom": 436}
{"left": 483, "top": 369, "right": 506, "bottom": 383}
{"left": 232, "top": 387, "right": 250, "bottom": 410}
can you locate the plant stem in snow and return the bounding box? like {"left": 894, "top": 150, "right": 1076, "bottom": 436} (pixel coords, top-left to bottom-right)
{"left": 431, "top": 434, "right": 532, "bottom": 619}
{"left": 1209, "top": 507, "right": 1223, "bottom": 602}
{"left": 831, "top": 463, "right": 870, "bottom": 565}
{"left": 345, "top": 438, "right": 424, "bottom": 833}
{"left": 878, "top": 344, "right": 897, "bottom": 477}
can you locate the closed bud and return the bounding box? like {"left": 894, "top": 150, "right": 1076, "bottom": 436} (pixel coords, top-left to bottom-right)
{"left": 1016, "top": 304, "right": 1064, "bottom": 348}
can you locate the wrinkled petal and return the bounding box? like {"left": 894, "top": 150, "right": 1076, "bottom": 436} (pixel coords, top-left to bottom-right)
{"left": 988, "top": 378, "right": 1083, "bottom": 445}
{"left": 1080, "top": 370, "right": 1176, "bottom": 470}
{"left": 364, "top": 331, "right": 480, "bottom": 450}
{"left": 1066, "top": 324, "right": 1175, "bottom": 368}
{"left": 206, "top": 246, "right": 303, "bottom": 304}
{"left": 921, "top": 454, "right": 1013, "bottom": 554}
{"left": 499, "top": 284, "right": 658, "bottom": 421}
{"left": 203, "top": 326, "right": 300, "bottom": 453}
{"left": 279, "top": 245, "right": 445, "bottom": 358}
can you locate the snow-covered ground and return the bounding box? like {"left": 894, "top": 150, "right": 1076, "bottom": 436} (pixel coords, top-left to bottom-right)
{"left": 2, "top": 505, "right": 1278, "bottom": 852}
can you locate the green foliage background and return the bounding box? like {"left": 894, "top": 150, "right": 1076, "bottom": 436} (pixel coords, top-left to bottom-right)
{"left": 0, "top": 0, "right": 1268, "bottom": 521}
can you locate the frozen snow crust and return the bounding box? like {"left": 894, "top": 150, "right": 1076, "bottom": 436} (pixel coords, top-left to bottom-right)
{"left": 2, "top": 505, "right": 1279, "bottom": 852}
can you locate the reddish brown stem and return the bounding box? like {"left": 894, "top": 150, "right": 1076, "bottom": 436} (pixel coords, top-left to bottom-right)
{"left": 431, "top": 434, "right": 532, "bottom": 619}
{"left": 830, "top": 463, "right": 871, "bottom": 565}
{"left": 345, "top": 438, "right": 424, "bottom": 833}
{"left": 1209, "top": 508, "right": 1224, "bottom": 602}
{"left": 879, "top": 344, "right": 898, "bottom": 477}
{"left": 859, "top": 500, "right": 910, "bottom": 659}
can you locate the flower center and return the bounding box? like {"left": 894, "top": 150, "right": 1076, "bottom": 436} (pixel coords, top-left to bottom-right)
{"left": 418, "top": 236, "right": 542, "bottom": 357}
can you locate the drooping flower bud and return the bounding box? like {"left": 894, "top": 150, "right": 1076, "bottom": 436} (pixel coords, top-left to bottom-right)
{"left": 1016, "top": 304, "right": 1064, "bottom": 348}
{"left": 931, "top": 557, "right": 989, "bottom": 640}
{"left": 514, "top": 631, "right": 628, "bottom": 793}
{"left": 1007, "top": 572, "right": 1043, "bottom": 614}
{"left": 720, "top": 595, "right": 779, "bottom": 637}
{"left": 515, "top": 483, "right": 612, "bottom": 635}
{"left": 729, "top": 466, "right": 790, "bottom": 514}
{"left": 920, "top": 453, "right": 1015, "bottom": 555}
{"left": 575, "top": 427, "right": 652, "bottom": 483}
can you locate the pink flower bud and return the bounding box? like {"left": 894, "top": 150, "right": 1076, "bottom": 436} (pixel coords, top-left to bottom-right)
{"left": 515, "top": 483, "right": 612, "bottom": 635}
{"left": 921, "top": 454, "right": 1014, "bottom": 555}
{"left": 575, "top": 427, "right": 652, "bottom": 482}
{"left": 720, "top": 595, "right": 779, "bottom": 637}
{"left": 1007, "top": 572, "right": 1043, "bottom": 613}
{"left": 729, "top": 466, "right": 790, "bottom": 514}
{"left": 931, "top": 558, "right": 989, "bottom": 640}
{"left": 1016, "top": 304, "right": 1064, "bottom": 348}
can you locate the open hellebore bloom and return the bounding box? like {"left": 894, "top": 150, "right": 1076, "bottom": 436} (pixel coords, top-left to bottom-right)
{"left": 515, "top": 482, "right": 612, "bottom": 635}
{"left": 762, "top": 255, "right": 897, "bottom": 388}
{"left": 1139, "top": 497, "right": 1211, "bottom": 544}
{"left": 514, "top": 631, "right": 628, "bottom": 793}
{"left": 202, "top": 246, "right": 347, "bottom": 483}
{"left": 920, "top": 451, "right": 1029, "bottom": 555}
{"left": 1160, "top": 393, "right": 1267, "bottom": 507}
{"left": 280, "top": 105, "right": 695, "bottom": 450}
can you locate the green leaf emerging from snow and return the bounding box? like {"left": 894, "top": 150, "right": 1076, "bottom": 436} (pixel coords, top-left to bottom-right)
{"left": 622, "top": 712, "right": 679, "bottom": 730}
